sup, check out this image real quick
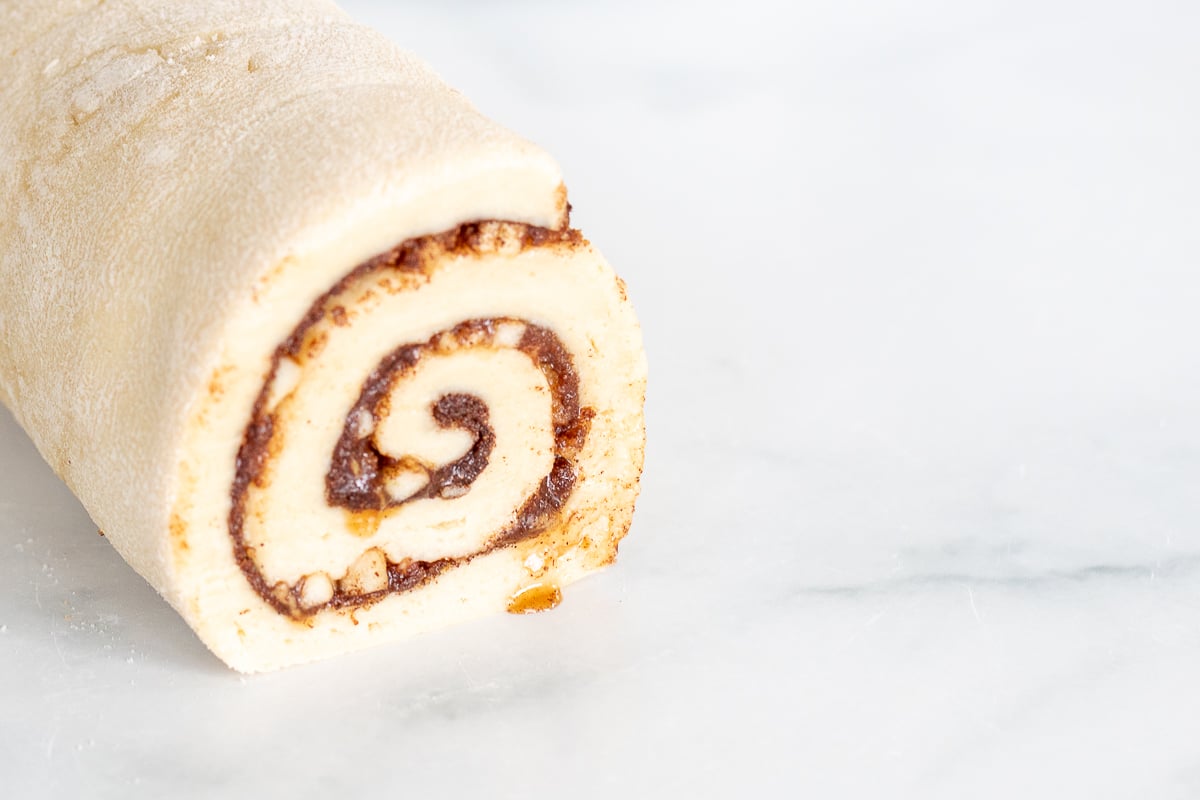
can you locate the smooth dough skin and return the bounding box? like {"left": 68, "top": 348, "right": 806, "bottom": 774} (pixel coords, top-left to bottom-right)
{"left": 0, "top": 0, "right": 646, "bottom": 672}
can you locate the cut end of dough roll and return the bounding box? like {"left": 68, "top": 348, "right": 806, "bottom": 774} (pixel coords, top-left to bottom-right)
{"left": 172, "top": 221, "right": 645, "bottom": 672}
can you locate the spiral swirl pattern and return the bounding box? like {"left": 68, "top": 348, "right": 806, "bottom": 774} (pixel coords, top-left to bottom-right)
{"left": 229, "top": 222, "right": 600, "bottom": 618}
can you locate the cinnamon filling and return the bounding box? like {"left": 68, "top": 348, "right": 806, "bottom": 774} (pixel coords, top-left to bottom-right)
{"left": 228, "top": 222, "right": 592, "bottom": 619}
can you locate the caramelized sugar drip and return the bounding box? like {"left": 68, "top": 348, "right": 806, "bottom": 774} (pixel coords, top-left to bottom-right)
{"left": 507, "top": 583, "right": 564, "bottom": 615}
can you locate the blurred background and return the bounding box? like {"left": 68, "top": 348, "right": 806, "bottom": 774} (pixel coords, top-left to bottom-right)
{"left": 4, "top": 0, "right": 1200, "bottom": 796}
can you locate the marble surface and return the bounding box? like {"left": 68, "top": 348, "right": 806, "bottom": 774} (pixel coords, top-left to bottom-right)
{"left": 4, "top": 0, "right": 1200, "bottom": 796}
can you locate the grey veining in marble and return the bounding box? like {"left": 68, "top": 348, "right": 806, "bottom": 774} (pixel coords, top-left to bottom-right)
{"left": 3, "top": 0, "right": 1200, "bottom": 796}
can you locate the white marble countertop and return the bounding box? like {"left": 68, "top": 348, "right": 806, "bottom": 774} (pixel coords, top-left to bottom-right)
{"left": 4, "top": 0, "right": 1200, "bottom": 796}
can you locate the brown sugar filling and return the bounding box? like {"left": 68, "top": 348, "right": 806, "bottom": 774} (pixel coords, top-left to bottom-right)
{"left": 228, "top": 222, "right": 593, "bottom": 619}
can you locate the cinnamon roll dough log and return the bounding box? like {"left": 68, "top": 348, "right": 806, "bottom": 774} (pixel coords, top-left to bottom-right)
{"left": 0, "top": 0, "right": 646, "bottom": 672}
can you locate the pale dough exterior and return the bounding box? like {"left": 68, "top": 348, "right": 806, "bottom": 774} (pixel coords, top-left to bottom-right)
{"left": 0, "top": 1, "right": 646, "bottom": 671}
